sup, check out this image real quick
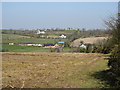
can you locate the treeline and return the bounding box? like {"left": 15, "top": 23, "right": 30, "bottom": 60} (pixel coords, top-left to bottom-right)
{"left": 1, "top": 29, "right": 108, "bottom": 39}
{"left": 1, "top": 29, "right": 36, "bottom": 37}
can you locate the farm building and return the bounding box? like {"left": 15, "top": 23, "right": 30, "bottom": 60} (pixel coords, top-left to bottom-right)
{"left": 80, "top": 44, "right": 87, "bottom": 49}
{"left": 43, "top": 43, "right": 61, "bottom": 48}
{"left": 58, "top": 41, "right": 64, "bottom": 47}
{"left": 43, "top": 43, "right": 54, "bottom": 48}
{"left": 19, "top": 42, "right": 42, "bottom": 47}
{"left": 9, "top": 43, "right": 14, "bottom": 45}
{"left": 59, "top": 34, "right": 66, "bottom": 39}
{"left": 54, "top": 44, "right": 60, "bottom": 48}
{"left": 36, "top": 30, "right": 45, "bottom": 34}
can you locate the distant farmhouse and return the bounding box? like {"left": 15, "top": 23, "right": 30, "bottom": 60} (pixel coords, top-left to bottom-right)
{"left": 80, "top": 44, "right": 87, "bottom": 49}
{"left": 9, "top": 43, "right": 14, "bottom": 45}
{"left": 36, "top": 30, "right": 45, "bottom": 34}
{"left": 59, "top": 34, "right": 66, "bottom": 39}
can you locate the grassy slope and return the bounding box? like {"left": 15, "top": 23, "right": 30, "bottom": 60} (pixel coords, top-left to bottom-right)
{"left": 2, "top": 52, "right": 108, "bottom": 88}
{"left": 71, "top": 37, "right": 107, "bottom": 47}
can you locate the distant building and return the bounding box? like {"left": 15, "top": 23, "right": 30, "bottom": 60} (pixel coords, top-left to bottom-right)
{"left": 59, "top": 34, "right": 66, "bottom": 39}
{"left": 43, "top": 43, "right": 55, "bottom": 48}
{"left": 36, "top": 30, "right": 45, "bottom": 34}
{"left": 80, "top": 44, "right": 87, "bottom": 49}
{"left": 9, "top": 43, "right": 14, "bottom": 45}
{"left": 19, "top": 42, "right": 42, "bottom": 47}
{"left": 58, "top": 41, "right": 64, "bottom": 47}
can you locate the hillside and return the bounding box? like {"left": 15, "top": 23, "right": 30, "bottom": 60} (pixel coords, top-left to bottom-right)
{"left": 70, "top": 37, "right": 108, "bottom": 47}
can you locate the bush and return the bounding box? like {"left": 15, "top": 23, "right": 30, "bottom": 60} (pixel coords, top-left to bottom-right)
{"left": 108, "top": 45, "right": 120, "bottom": 74}
{"left": 1, "top": 49, "right": 9, "bottom": 52}
{"left": 105, "top": 15, "right": 120, "bottom": 87}
{"left": 86, "top": 44, "right": 93, "bottom": 53}
{"left": 50, "top": 48, "right": 62, "bottom": 52}
{"left": 71, "top": 47, "right": 86, "bottom": 53}
{"left": 107, "top": 44, "right": 120, "bottom": 87}
{"left": 79, "top": 48, "right": 86, "bottom": 53}
{"left": 64, "top": 41, "right": 70, "bottom": 47}
{"left": 92, "top": 46, "right": 102, "bottom": 53}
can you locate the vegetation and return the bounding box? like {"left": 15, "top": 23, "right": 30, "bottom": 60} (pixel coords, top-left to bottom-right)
{"left": 2, "top": 52, "right": 108, "bottom": 88}
{"left": 2, "top": 34, "right": 68, "bottom": 44}
{"left": 105, "top": 16, "right": 120, "bottom": 87}
{"left": 1, "top": 29, "right": 75, "bottom": 39}
{"left": 67, "top": 29, "right": 108, "bottom": 42}
{"left": 2, "top": 29, "right": 108, "bottom": 53}
{"left": 1, "top": 44, "right": 72, "bottom": 53}
{"left": 90, "top": 15, "right": 120, "bottom": 88}
{"left": 1, "top": 33, "right": 70, "bottom": 52}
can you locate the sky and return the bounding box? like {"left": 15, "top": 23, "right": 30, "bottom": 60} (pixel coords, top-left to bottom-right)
{"left": 2, "top": 2, "right": 118, "bottom": 30}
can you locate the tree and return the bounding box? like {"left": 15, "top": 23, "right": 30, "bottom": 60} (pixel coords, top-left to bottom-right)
{"left": 105, "top": 13, "right": 120, "bottom": 87}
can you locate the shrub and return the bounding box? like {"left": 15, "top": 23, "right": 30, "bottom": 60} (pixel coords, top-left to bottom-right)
{"left": 1, "top": 49, "right": 9, "bottom": 52}
{"left": 107, "top": 44, "right": 120, "bottom": 87}
{"left": 105, "top": 14, "right": 120, "bottom": 87}
{"left": 71, "top": 47, "right": 86, "bottom": 53}
{"left": 108, "top": 45, "right": 120, "bottom": 74}
{"left": 79, "top": 48, "right": 86, "bottom": 53}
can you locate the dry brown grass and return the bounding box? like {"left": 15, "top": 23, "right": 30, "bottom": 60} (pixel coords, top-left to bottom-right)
{"left": 71, "top": 37, "right": 108, "bottom": 47}
{"left": 2, "top": 52, "right": 108, "bottom": 88}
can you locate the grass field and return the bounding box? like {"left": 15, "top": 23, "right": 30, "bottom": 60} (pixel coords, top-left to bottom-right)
{"left": 2, "top": 52, "right": 109, "bottom": 88}
{"left": 47, "top": 30, "right": 75, "bottom": 36}
{"left": 2, "top": 34, "right": 69, "bottom": 52}
{"left": 2, "top": 34, "right": 68, "bottom": 44}
{"left": 2, "top": 45, "right": 71, "bottom": 52}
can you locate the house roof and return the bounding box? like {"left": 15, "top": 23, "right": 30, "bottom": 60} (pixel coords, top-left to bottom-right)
{"left": 44, "top": 43, "right": 54, "bottom": 46}
{"left": 58, "top": 41, "right": 64, "bottom": 44}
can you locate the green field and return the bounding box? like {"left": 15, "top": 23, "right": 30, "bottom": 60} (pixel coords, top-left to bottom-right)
{"left": 2, "top": 52, "right": 109, "bottom": 88}
{"left": 2, "top": 34, "right": 70, "bottom": 52}
{"left": 2, "top": 34, "right": 68, "bottom": 44}
{"left": 46, "top": 30, "right": 75, "bottom": 36}
{"left": 2, "top": 44, "right": 71, "bottom": 52}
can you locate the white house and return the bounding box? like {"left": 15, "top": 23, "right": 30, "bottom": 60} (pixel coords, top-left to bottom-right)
{"left": 59, "top": 34, "right": 66, "bottom": 39}
{"left": 80, "top": 44, "right": 87, "bottom": 49}
{"left": 36, "top": 30, "right": 45, "bottom": 34}
{"left": 9, "top": 43, "right": 14, "bottom": 45}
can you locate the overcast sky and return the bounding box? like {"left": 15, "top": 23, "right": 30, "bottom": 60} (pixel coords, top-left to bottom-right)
{"left": 2, "top": 2, "right": 118, "bottom": 30}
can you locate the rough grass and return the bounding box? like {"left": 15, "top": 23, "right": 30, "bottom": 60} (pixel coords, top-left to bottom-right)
{"left": 2, "top": 52, "right": 108, "bottom": 88}
{"left": 71, "top": 37, "right": 108, "bottom": 47}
